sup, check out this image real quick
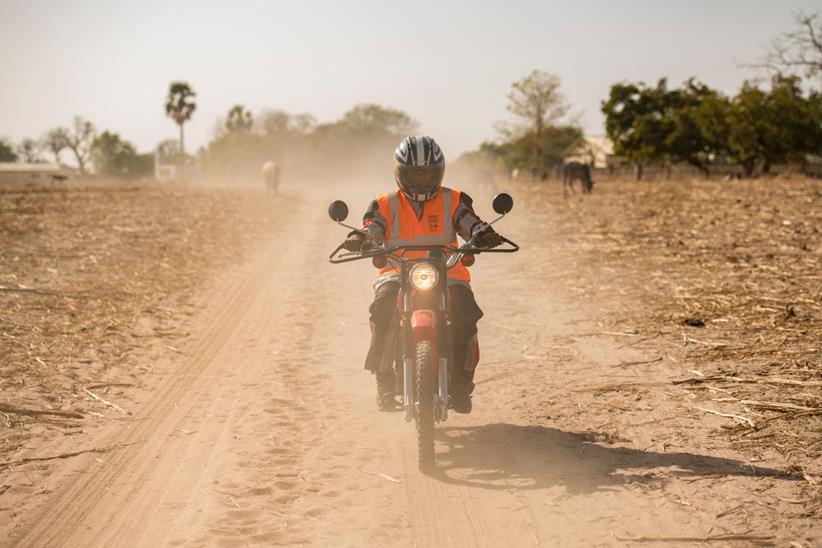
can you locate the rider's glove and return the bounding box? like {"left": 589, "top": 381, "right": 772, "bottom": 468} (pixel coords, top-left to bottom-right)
{"left": 472, "top": 224, "right": 503, "bottom": 248}
{"left": 343, "top": 232, "right": 366, "bottom": 252}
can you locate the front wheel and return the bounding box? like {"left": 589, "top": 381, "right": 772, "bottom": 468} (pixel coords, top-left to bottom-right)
{"left": 415, "top": 340, "right": 435, "bottom": 471}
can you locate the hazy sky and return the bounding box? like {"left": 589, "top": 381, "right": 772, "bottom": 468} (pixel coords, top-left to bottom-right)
{"left": 1, "top": 0, "right": 819, "bottom": 159}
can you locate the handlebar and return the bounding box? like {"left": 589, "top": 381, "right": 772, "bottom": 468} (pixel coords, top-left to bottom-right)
{"left": 328, "top": 238, "right": 519, "bottom": 265}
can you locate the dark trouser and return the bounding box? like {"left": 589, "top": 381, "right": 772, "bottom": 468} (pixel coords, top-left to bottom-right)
{"left": 364, "top": 281, "right": 484, "bottom": 387}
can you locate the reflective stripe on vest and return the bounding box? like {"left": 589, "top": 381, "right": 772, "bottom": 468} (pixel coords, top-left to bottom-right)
{"left": 385, "top": 188, "right": 456, "bottom": 247}
{"left": 375, "top": 187, "right": 471, "bottom": 284}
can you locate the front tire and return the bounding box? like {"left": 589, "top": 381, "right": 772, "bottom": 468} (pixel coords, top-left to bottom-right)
{"left": 415, "top": 340, "right": 435, "bottom": 471}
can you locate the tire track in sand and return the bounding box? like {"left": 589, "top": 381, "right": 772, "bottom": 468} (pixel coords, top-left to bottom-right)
{"left": 13, "top": 195, "right": 305, "bottom": 547}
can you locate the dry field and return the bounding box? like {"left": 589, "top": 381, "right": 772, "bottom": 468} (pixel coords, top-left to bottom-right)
{"left": 0, "top": 176, "right": 819, "bottom": 545}
{"left": 512, "top": 175, "right": 821, "bottom": 478}
{"left": 0, "top": 181, "right": 280, "bottom": 458}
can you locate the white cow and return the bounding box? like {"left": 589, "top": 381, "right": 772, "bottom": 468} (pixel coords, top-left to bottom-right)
{"left": 262, "top": 161, "right": 280, "bottom": 195}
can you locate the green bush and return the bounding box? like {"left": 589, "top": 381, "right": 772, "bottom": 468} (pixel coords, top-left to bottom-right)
{"left": 91, "top": 131, "right": 153, "bottom": 178}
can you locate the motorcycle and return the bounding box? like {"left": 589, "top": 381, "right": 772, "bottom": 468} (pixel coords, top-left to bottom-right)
{"left": 327, "top": 193, "right": 519, "bottom": 470}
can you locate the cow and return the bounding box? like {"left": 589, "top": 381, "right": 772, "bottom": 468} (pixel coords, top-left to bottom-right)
{"left": 561, "top": 161, "right": 594, "bottom": 196}
{"left": 262, "top": 161, "right": 280, "bottom": 195}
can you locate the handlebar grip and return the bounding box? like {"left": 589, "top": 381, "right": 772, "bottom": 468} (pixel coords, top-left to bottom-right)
{"left": 500, "top": 236, "right": 519, "bottom": 252}
{"left": 465, "top": 237, "right": 519, "bottom": 254}
{"left": 328, "top": 242, "right": 347, "bottom": 264}
{"left": 329, "top": 242, "right": 393, "bottom": 264}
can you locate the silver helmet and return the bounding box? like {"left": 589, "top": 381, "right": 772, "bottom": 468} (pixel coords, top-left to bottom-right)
{"left": 393, "top": 136, "right": 445, "bottom": 202}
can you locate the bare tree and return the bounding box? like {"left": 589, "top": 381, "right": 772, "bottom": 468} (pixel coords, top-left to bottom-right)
{"left": 66, "top": 116, "right": 96, "bottom": 174}
{"left": 504, "top": 70, "right": 569, "bottom": 139}
{"left": 750, "top": 11, "right": 822, "bottom": 82}
{"left": 18, "top": 138, "right": 44, "bottom": 163}
{"left": 501, "top": 70, "right": 574, "bottom": 175}
{"left": 42, "top": 127, "right": 70, "bottom": 163}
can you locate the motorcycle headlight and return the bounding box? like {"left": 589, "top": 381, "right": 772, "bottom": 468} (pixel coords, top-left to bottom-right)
{"left": 409, "top": 263, "right": 439, "bottom": 291}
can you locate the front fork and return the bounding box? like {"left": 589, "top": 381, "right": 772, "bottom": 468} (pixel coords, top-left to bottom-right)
{"left": 402, "top": 309, "right": 449, "bottom": 423}
{"left": 437, "top": 356, "right": 448, "bottom": 421}
{"left": 403, "top": 357, "right": 414, "bottom": 422}
{"left": 401, "top": 356, "right": 448, "bottom": 422}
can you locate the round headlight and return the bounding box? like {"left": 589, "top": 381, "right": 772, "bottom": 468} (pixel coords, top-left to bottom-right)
{"left": 410, "top": 263, "right": 439, "bottom": 291}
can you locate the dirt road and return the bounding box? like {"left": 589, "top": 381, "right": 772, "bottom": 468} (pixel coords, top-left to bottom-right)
{"left": 4, "top": 182, "right": 818, "bottom": 546}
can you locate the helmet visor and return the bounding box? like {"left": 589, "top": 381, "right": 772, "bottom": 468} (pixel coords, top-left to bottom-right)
{"left": 395, "top": 164, "right": 445, "bottom": 198}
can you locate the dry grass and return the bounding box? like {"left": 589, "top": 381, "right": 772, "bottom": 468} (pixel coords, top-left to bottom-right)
{"left": 0, "top": 181, "right": 279, "bottom": 454}
{"left": 515, "top": 176, "right": 821, "bottom": 474}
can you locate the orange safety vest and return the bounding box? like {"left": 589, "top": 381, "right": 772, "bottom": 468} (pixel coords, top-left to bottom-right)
{"left": 374, "top": 187, "right": 471, "bottom": 284}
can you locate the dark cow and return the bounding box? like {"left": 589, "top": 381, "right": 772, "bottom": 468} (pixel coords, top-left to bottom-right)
{"left": 562, "top": 161, "right": 594, "bottom": 196}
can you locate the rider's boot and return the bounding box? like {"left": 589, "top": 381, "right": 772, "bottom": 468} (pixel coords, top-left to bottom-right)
{"left": 375, "top": 371, "right": 397, "bottom": 411}
{"left": 450, "top": 371, "right": 474, "bottom": 414}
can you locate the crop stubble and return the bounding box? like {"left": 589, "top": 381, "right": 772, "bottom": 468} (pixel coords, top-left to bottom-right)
{"left": 0, "top": 181, "right": 279, "bottom": 459}
{"left": 514, "top": 175, "right": 821, "bottom": 482}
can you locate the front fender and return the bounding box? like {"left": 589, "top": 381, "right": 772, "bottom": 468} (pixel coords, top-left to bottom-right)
{"left": 410, "top": 309, "right": 438, "bottom": 346}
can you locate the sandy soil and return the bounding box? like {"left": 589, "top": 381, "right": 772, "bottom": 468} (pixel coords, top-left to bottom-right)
{"left": 0, "top": 177, "right": 819, "bottom": 546}
{"left": 0, "top": 181, "right": 280, "bottom": 460}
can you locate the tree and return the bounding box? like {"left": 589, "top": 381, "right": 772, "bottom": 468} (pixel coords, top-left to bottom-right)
{"left": 505, "top": 70, "right": 569, "bottom": 139}
{"left": 42, "top": 127, "right": 70, "bottom": 163}
{"left": 225, "top": 104, "right": 253, "bottom": 133}
{"left": 480, "top": 126, "right": 583, "bottom": 173}
{"left": 603, "top": 75, "right": 822, "bottom": 177}
{"left": 727, "top": 76, "right": 822, "bottom": 175}
{"left": 602, "top": 79, "right": 674, "bottom": 171}
{"left": 155, "top": 139, "right": 181, "bottom": 164}
{"left": 0, "top": 138, "right": 18, "bottom": 162}
{"left": 165, "top": 81, "right": 197, "bottom": 155}
{"left": 65, "top": 116, "right": 96, "bottom": 174}
{"left": 688, "top": 90, "right": 734, "bottom": 164}
{"left": 200, "top": 103, "right": 419, "bottom": 180}
{"left": 603, "top": 79, "right": 734, "bottom": 177}
{"left": 502, "top": 70, "right": 574, "bottom": 174}
{"left": 752, "top": 11, "right": 822, "bottom": 83}
{"left": 290, "top": 113, "right": 317, "bottom": 134}
{"left": 664, "top": 80, "right": 733, "bottom": 175}
{"left": 17, "top": 138, "right": 44, "bottom": 163}
{"left": 534, "top": 126, "right": 584, "bottom": 167}
{"left": 256, "top": 109, "right": 316, "bottom": 136}
{"left": 91, "top": 131, "right": 152, "bottom": 178}
{"left": 338, "top": 103, "right": 418, "bottom": 136}
{"left": 257, "top": 109, "right": 289, "bottom": 135}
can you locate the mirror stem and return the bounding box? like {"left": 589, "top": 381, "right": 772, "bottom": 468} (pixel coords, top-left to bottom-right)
{"left": 336, "top": 221, "right": 370, "bottom": 235}
{"left": 487, "top": 213, "right": 506, "bottom": 227}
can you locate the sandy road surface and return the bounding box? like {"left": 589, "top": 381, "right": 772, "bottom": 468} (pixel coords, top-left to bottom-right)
{"left": 6, "top": 183, "right": 817, "bottom": 546}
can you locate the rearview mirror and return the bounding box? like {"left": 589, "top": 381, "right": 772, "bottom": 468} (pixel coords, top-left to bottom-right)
{"left": 492, "top": 193, "right": 513, "bottom": 215}
{"left": 328, "top": 200, "right": 349, "bottom": 222}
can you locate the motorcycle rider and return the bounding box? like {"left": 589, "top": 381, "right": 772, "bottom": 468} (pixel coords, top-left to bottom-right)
{"left": 343, "top": 136, "right": 504, "bottom": 414}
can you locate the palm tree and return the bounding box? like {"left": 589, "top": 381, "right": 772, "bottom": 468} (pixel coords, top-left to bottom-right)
{"left": 165, "top": 82, "right": 197, "bottom": 156}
